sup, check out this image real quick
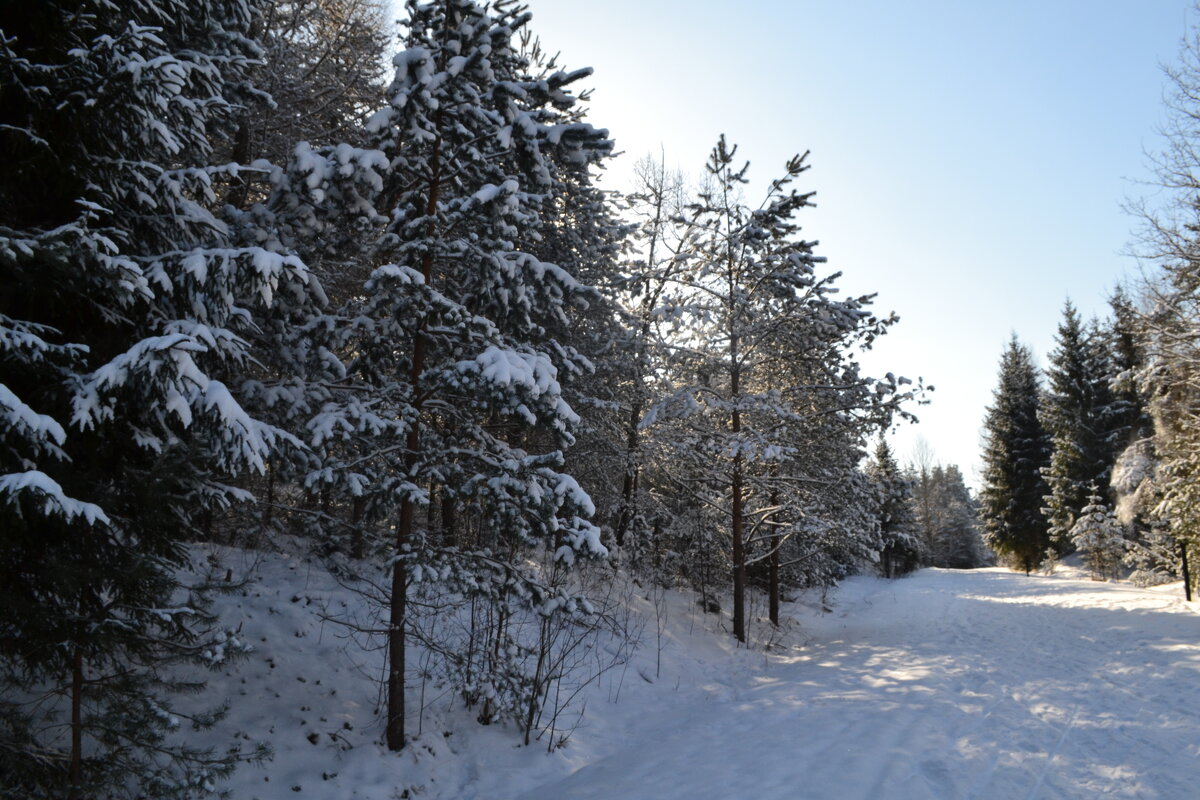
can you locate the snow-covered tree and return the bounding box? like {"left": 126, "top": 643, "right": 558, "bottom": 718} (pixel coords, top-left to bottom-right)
{"left": 1070, "top": 490, "right": 1126, "bottom": 580}
{"left": 868, "top": 440, "right": 922, "bottom": 578}
{"left": 284, "top": 0, "right": 615, "bottom": 749}
{"left": 1125, "top": 3, "right": 1200, "bottom": 601}
{"left": 642, "top": 137, "right": 916, "bottom": 639}
{"left": 232, "top": 0, "right": 389, "bottom": 164}
{"left": 0, "top": 0, "right": 318, "bottom": 795}
{"left": 607, "top": 155, "right": 691, "bottom": 554}
{"left": 1040, "top": 301, "right": 1117, "bottom": 547}
{"left": 909, "top": 462, "right": 987, "bottom": 570}
{"left": 981, "top": 336, "right": 1052, "bottom": 573}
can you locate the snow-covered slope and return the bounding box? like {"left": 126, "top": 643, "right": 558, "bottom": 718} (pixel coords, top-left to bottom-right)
{"left": 198, "top": 546, "right": 1200, "bottom": 799}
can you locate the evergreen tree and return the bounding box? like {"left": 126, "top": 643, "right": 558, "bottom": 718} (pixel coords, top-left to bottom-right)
{"left": 1105, "top": 286, "right": 1153, "bottom": 452}
{"left": 930, "top": 465, "right": 988, "bottom": 569}
{"left": 1070, "top": 489, "right": 1127, "bottom": 580}
{"left": 0, "top": 1, "right": 311, "bottom": 794}
{"left": 1040, "top": 301, "right": 1116, "bottom": 547}
{"left": 981, "top": 337, "right": 1052, "bottom": 573}
{"left": 868, "top": 440, "right": 922, "bottom": 578}
{"left": 643, "top": 137, "right": 915, "bottom": 639}
{"left": 285, "top": 0, "right": 615, "bottom": 748}
{"left": 909, "top": 462, "right": 987, "bottom": 569}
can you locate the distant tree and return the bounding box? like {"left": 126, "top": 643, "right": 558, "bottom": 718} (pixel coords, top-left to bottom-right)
{"left": 923, "top": 465, "right": 987, "bottom": 569}
{"left": 226, "top": 0, "right": 390, "bottom": 209}
{"left": 868, "top": 440, "right": 922, "bottom": 578}
{"left": 981, "top": 337, "right": 1052, "bottom": 573}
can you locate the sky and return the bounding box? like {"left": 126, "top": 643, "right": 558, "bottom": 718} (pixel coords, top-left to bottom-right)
{"left": 494, "top": 0, "right": 1193, "bottom": 488}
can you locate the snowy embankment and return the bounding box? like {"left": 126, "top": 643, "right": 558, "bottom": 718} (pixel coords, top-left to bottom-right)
{"left": 200, "top": 547, "right": 1200, "bottom": 799}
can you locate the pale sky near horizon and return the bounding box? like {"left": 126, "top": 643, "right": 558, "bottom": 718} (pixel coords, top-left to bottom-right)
{"left": 509, "top": 0, "right": 1193, "bottom": 489}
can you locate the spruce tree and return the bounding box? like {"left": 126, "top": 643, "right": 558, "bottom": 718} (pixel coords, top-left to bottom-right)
{"left": 1070, "top": 490, "right": 1126, "bottom": 580}
{"left": 1040, "top": 301, "right": 1116, "bottom": 547}
{"left": 981, "top": 337, "right": 1052, "bottom": 573}
{"left": 0, "top": 1, "right": 312, "bottom": 795}
{"left": 1105, "top": 286, "right": 1153, "bottom": 452}
{"left": 868, "top": 440, "right": 922, "bottom": 578}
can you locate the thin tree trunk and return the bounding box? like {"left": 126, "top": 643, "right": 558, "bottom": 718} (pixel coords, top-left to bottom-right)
{"left": 350, "top": 494, "right": 365, "bottom": 560}
{"left": 730, "top": 329, "right": 745, "bottom": 643}
{"left": 385, "top": 93, "right": 444, "bottom": 750}
{"left": 265, "top": 459, "right": 276, "bottom": 528}
{"left": 768, "top": 482, "right": 780, "bottom": 626}
{"left": 385, "top": 504, "right": 410, "bottom": 750}
{"left": 614, "top": 414, "right": 640, "bottom": 549}
{"left": 442, "top": 493, "right": 457, "bottom": 548}
{"left": 68, "top": 638, "right": 83, "bottom": 800}
{"left": 1182, "top": 539, "right": 1193, "bottom": 602}
{"left": 731, "top": 459, "right": 745, "bottom": 642}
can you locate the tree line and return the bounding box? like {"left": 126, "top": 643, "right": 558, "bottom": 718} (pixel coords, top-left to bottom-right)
{"left": 979, "top": 12, "right": 1200, "bottom": 594}
{"left": 0, "top": 1, "right": 981, "bottom": 796}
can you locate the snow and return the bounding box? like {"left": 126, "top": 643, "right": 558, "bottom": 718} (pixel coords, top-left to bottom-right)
{"left": 195, "top": 547, "right": 1200, "bottom": 799}
{"left": 0, "top": 470, "right": 110, "bottom": 525}
{"left": 0, "top": 382, "right": 67, "bottom": 446}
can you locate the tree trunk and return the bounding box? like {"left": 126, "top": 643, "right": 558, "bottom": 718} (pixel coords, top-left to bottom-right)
{"left": 730, "top": 325, "right": 745, "bottom": 643}
{"left": 68, "top": 639, "right": 83, "bottom": 800}
{"left": 1182, "top": 539, "right": 1193, "bottom": 602}
{"left": 442, "top": 493, "right": 457, "bottom": 549}
{"left": 731, "top": 457, "right": 745, "bottom": 643}
{"left": 385, "top": 509, "right": 409, "bottom": 750}
{"left": 385, "top": 96, "right": 443, "bottom": 749}
{"left": 350, "top": 494, "right": 365, "bottom": 560}
{"left": 614, "top": 398, "right": 643, "bottom": 548}
{"left": 768, "top": 484, "right": 780, "bottom": 626}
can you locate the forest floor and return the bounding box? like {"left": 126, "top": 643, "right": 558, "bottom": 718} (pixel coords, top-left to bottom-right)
{"left": 199, "top": 546, "right": 1200, "bottom": 799}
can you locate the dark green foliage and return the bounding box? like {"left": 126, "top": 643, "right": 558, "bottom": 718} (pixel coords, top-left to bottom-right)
{"left": 1040, "top": 301, "right": 1119, "bottom": 547}
{"left": 910, "top": 462, "right": 987, "bottom": 569}
{"left": 869, "top": 439, "right": 922, "bottom": 578}
{"left": 981, "top": 337, "right": 1052, "bottom": 573}
{"left": 0, "top": 1, "right": 304, "bottom": 794}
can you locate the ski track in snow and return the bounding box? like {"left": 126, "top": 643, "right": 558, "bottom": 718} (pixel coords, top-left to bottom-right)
{"left": 203, "top": 549, "right": 1200, "bottom": 800}
{"left": 515, "top": 569, "right": 1200, "bottom": 800}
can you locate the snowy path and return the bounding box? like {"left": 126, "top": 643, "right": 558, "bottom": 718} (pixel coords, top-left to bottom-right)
{"left": 516, "top": 568, "right": 1200, "bottom": 800}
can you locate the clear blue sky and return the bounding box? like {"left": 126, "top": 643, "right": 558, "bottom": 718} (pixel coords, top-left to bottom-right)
{"left": 503, "top": 0, "right": 1191, "bottom": 487}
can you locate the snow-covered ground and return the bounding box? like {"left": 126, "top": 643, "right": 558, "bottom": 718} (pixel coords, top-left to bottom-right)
{"left": 200, "top": 547, "right": 1200, "bottom": 799}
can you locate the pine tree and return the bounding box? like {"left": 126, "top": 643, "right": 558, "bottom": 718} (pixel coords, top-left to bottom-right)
{"left": 609, "top": 155, "right": 691, "bottom": 554}
{"left": 0, "top": 1, "right": 312, "bottom": 795}
{"left": 1040, "top": 301, "right": 1116, "bottom": 547}
{"left": 285, "top": 0, "right": 615, "bottom": 748}
{"left": 981, "top": 337, "right": 1052, "bottom": 573}
{"left": 868, "top": 440, "right": 922, "bottom": 578}
{"left": 643, "top": 137, "right": 915, "bottom": 639}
